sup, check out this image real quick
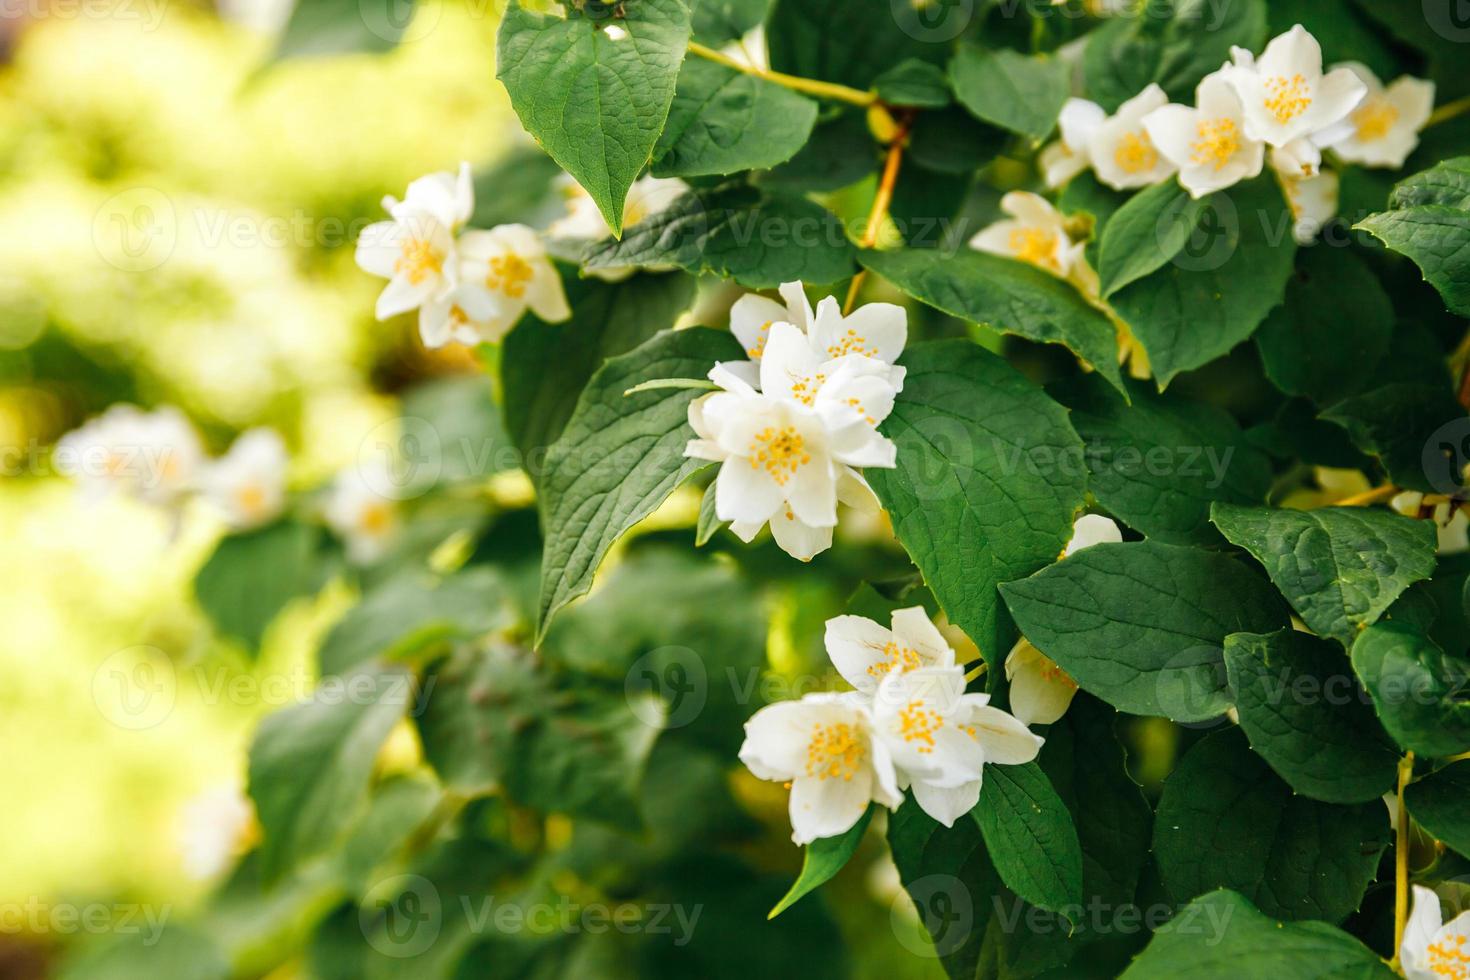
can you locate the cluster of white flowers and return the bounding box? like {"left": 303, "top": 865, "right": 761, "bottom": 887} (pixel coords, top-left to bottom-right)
{"left": 685, "top": 282, "right": 908, "bottom": 561}
{"left": 740, "top": 606, "right": 1042, "bottom": 843}
{"left": 985, "top": 24, "right": 1434, "bottom": 275}
{"left": 54, "top": 405, "right": 289, "bottom": 532}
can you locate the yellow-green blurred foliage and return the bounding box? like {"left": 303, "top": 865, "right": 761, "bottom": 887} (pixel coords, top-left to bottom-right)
{"left": 0, "top": 0, "right": 512, "bottom": 928}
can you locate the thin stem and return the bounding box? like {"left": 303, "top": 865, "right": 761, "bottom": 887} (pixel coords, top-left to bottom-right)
{"left": 844, "top": 111, "right": 914, "bottom": 313}
{"left": 1338, "top": 484, "right": 1399, "bottom": 507}
{"left": 1392, "top": 752, "right": 1415, "bottom": 970}
{"left": 687, "top": 41, "right": 876, "bottom": 107}
{"left": 1428, "top": 94, "right": 1470, "bottom": 129}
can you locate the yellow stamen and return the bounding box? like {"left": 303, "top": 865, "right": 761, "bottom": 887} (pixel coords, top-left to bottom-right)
{"left": 787, "top": 372, "right": 826, "bottom": 407}
{"left": 865, "top": 641, "right": 923, "bottom": 678}
{"left": 897, "top": 699, "right": 944, "bottom": 754}
{"left": 1427, "top": 933, "right": 1470, "bottom": 979}
{"left": 485, "top": 253, "right": 534, "bottom": 299}
{"left": 1007, "top": 227, "right": 1060, "bottom": 271}
{"left": 234, "top": 483, "right": 268, "bottom": 519}
{"left": 359, "top": 501, "right": 394, "bottom": 535}
{"left": 394, "top": 238, "right": 442, "bottom": 285}
{"left": 1352, "top": 97, "right": 1400, "bottom": 142}
{"left": 805, "top": 722, "right": 865, "bottom": 781}
{"left": 1113, "top": 130, "right": 1160, "bottom": 175}
{"left": 826, "top": 327, "right": 876, "bottom": 359}
{"left": 747, "top": 426, "right": 810, "bottom": 487}
{"left": 1264, "top": 74, "right": 1312, "bottom": 125}
{"left": 1191, "top": 117, "right": 1240, "bottom": 170}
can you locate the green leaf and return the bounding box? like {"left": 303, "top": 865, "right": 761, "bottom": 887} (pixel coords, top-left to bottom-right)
{"left": 1055, "top": 374, "right": 1273, "bottom": 545}
{"left": 470, "top": 145, "right": 565, "bottom": 229}
{"left": 1000, "top": 541, "right": 1290, "bottom": 720}
{"left": 974, "top": 762, "right": 1084, "bottom": 916}
{"left": 1108, "top": 175, "right": 1297, "bottom": 387}
{"left": 765, "top": 0, "right": 943, "bottom": 89}
{"left": 867, "top": 340, "right": 1087, "bottom": 662}
{"left": 858, "top": 247, "right": 1124, "bottom": 395}
{"left": 1391, "top": 157, "right": 1470, "bottom": 211}
{"left": 1082, "top": 0, "right": 1268, "bottom": 112}
{"left": 1404, "top": 760, "right": 1470, "bottom": 858}
{"left": 872, "top": 58, "right": 950, "bottom": 108}
{"left": 59, "top": 925, "right": 230, "bottom": 980}
{"left": 691, "top": 0, "right": 766, "bottom": 44}
{"left": 195, "top": 519, "right": 322, "bottom": 654}
{"left": 536, "top": 327, "right": 741, "bottom": 640}
{"left": 1224, "top": 629, "right": 1400, "bottom": 803}
{"left": 502, "top": 272, "right": 696, "bottom": 485}
{"left": 1210, "top": 503, "right": 1437, "bottom": 647}
{"left": 1321, "top": 383, "right": 1468, "bottom": 494}
{"left": 496, "top": 0, "right": 692, "bottom": 235}
{"left": 1357, "top": 208, "right": 1470, "bottom": 319}
{"left": 769, "top": 805, "right": 873, "bottom": 917}
{"left": 416, "top": 644, "right": 664, "bottom": 828}
{"left": 761, "top": 110, "right": 876, "bottom": 192}
{"left": 1254, "top": 245, "right": 1395, "bottom": 405}
{"left": 318, "top": 567, "right": 515, "bottom": 676}
{"left": 949, "top": 46, "right": 1068, "bottom": 142}
{"left": 397, "top": 375, "right": 515, "bottom": 488}
{"left": 904, "top": 106, "right": 1006, "bottom": 175}
{"left": 248, "top": 664, "right": 413, "bottom": 880}
{"left": 1352, "top": 622, "right": 1470, "bottom": 758}
{"left": 1152, "top": 729, "right": 1390, "bottom": 922}
{"left": 584, "top": 183, "right": 856, "bottom": 287}
{"left": 885, "top": 800, "right": 996, "bottom": 975}
{"left": 1119, "top": 889, "right": 1397, "bottom": 980}
{"left": 271, "top": 0, "right": 414, "bottom": 61}
{"left": 695, "top": 479, "right": 723, "bottom": 546}
{"left": 652, "top": 58, "right": 817, "bottom": 178}
{"left": 1097, "top": 181, "right": 1210, "bottom": 298}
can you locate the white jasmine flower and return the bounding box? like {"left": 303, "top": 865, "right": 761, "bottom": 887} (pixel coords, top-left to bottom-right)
{"left": 1006, "top": 514, "right": 1120, "bottom": 725}
{"left": 1223, "top": 26, "right": 1367, "bottom": 148}
{"left": 1273, "top": 153, "right": 1340, "bottom": 245}
{"left": 1089, "top": 84, "right": 1178, "bottom": 190}
{"left": 55, "top": 404, "right": 204, "bottom": 508}
{"left": 1400, "top": 885, "right": 1470, "bottom": 980}
{"left": 970, "top": 191, "right": 1084, "bottom": 277}
{"left": 1039, "top": 98, "right": 1106, "bottom": 188}
{"left": 728, "top": 280, "right": 816, "bottom": 370}
{"left": 719, "top": 24, "right": 768, "bottom": 71}
{"left": 323, "top": 461, "right": 399, "bottom": 563}
{"left": 873, "top": 666, "right": 1043, "bottom": 826}
{"left": 1323, "top": 63, "right": 1435, "bottom": 168}
{"left": 355, "top": 163, "right": 474, "bottom": 338}
{"left": 178, "top": 785, "right": 254, "bottom": 880}
{"left": 1143, "top": 70, "right": 1266, "bottom": 198}
{"left": 422, "top": 224, "right": 570, "bottom": 347}
{"left": 739, "top": 692, "right": 902, "bottom": 844}
{"left": 203, "top": 428, "right": 289, "bottom": 531}
{"left": 824, "top": 605, "right": 958, "bottom": 696}
{"left": 1271, "top": 138, "right": 1322, "bottom": 179}
{"left": 547, "top": 173, "right": 689, "bottom": 242}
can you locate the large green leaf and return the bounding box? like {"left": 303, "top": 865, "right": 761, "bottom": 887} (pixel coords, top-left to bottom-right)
{"left": 1357, "top": 204, "right": 1470, "bottom": 318}
{"left": 501, "top": 272, "right": 696, "bottom": 484}
{"left": 195, "top": 519, "right": 323, "bottom": 654}
{"left": 1097, "top": 181, "right": 1210, "bottom": 298}
{"left": 1211, "top": 503, "right": 1437, "bottom": 647}
{"left": 497, "top": 0, "right": 692, "bottom": 235}
{"left": 691, "top": 0, "right": 766, "bottom": 44}
{"left": 271, "top": 0, "right": 415, "bottom": 61}
{"left": 974, "top": 762, "right": 1084, "bottom": 917}
{"left": 584, "top": 183, "right": 856, "bottom": 286}
{"left": 1352, "top": 622, "right": 1470, "bottom": 758}
{"left": 1152, "top": 729, "right": 1390, "bottom": 923}
{"left": 764, "top": 0, "right": 943, "bottom": 89}
{"left": 858, "top": 247, "right": 1124, "bottom": 394}
{"left": 1108, "top": 175, "right": 1297, "bottom": 387}
{"left": 1404, "top": 760, "right": 1470, "bottom": 859}
{"left": 536, "top": 327, "right": 741, "bottom": 640}
{"left": 1321, "top": 383, "right": 1468, "bottom": 494}
{"left": 1055, "top": 374, "right": 1272, "bottom": 545}
{"left": 1119, "top": 890, "right": 1396, "bottom": 980}
{"left": 1082, "top": 0, "right": 1268, "bottom": 112}
{"left": 317, "top": 567, "right": 515, "bottom": 676}
{"left": 867, "top": 340, "right": 1087, "bottom": 663}
{"left": 768, "top": 806, "right": 873, "bottom": 918}
{"left": 949, "top": 46, "right": 1068, "bottom": 142}
{"left": 248, "top": 665, "right": 413, "bottom": 880}
{"left": 652, "top": 58, "right": 817, "bottom": 177}
{"left": 1254, "top": 246, "right": 1394, "bottom": 406}
{"left": 416, "top": 643, "right": 664, "bottom": 829}
{"left": 1000, "top": 541, "right": 1290, "bottom": 720}
{"left": 1224, "top": 629, "right": 1400, "bottom": 804}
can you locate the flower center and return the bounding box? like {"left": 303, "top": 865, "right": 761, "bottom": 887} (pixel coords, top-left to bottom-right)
{"left": 1007, "top": 227, "right": 1060, "bottom": 271}
{"left": 1352, "top": 97, "right": 1399, "bottom": 142}
{"left": 394, "top": 238, "right": 442, "bottom": 285}
{"left": 787, "top": 372, "right": 826, "bottom": 407}
{"left": 805, "top": 721, "right": 865, "bottom": 780}
{"left": 1113, "top": 130, "right": 1159, "bottom": 175}
{"left": 826, "top": 328, "right": 876, "bottom": 359}
{"left": 1427, "top": 934, "right": 1470, "bottom": 980}
{"left": 1191, "top": 117, "right": 1240, "bottom": 170}
{"left": 235, "top": 483, "right": 268, "bottom": 519}
{"left": 897, "top": 699, "right": 944, "bottom": 754}
{"left": 1264, "top": 74, "right": 1312, "bottom": 125}
{"left": 747, "top": 319, "right": 773, "bottom": 359}
{"left": 748, "top": 426, "right": 810, "bottom": 486}
{"left": 359, "top": 500, "right": 393, "bottom": 535}
{"left": 486, "top": 253, "right": 534, "bottom": 299}
{"left": 866, "top": 641, "right": 923, "bottom": 678}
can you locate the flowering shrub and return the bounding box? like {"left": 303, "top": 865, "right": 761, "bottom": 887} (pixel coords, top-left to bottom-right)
{"left": 55, "top": 0, "right": 1470, "bottom": 977}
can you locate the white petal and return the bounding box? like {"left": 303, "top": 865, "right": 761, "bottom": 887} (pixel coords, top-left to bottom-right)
{"left": 829, "top": 302, "right": 907, "bottom": 364}
{"left": 785, "top": 452, "right": 838, "bottom": 528}
{"left": 739, "top": 700, "right": 815, "bottom": 780}
{"left": 1064, "top": 513, "right": 1122, "bottom": 555}
{"left": 729, "top": 293, "right": 789, "bottom": 359}
{"left": 524, "top": 259, "right": 570, "bottom": 323}
{"left": 1401, "top": 885, "right": 1445, "bottom": 975}
{"left": 716, "top": 454, "right": 784, "bottom": 525}
{"left": 778, "top": 280, "right": 815, "bottom": 331}
{"left": 890, "top": 607, "right": 955, "bottom": 666}
{"left": 826, "top": 614, "right": 899, "bottom": 694}
{"left": 789, "top": 772, "right": 873, "bottom": 844}
{"left": 769, "top": 507, "right": 833, "bottom": 561}
{"left": 911, "top": 777, "right": 981, "bottom": 827}
{"left": 1058, "top": 97, "right": 1106, "bottom": 151}
{"left": 966, "top": 704, "right": 1044, "bottom": 764}
{"left": 1004, "top": 642, "right": 1077, "bottom": 726}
